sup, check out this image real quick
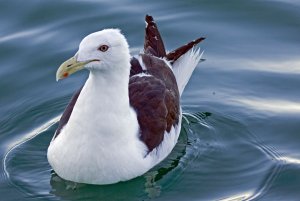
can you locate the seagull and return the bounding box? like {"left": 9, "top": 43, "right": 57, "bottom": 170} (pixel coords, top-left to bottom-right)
{"left": 47, "top": 15, "right": 204, "bottom": 185}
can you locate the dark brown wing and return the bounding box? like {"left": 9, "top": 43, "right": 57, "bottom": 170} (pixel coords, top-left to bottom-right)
{"left": 166, "top": 37, "right": 205, "bottom": 64}
{"left": 53, "top": 86, "right": 83, "bottom": 139}
{"left": 144, "top": 15, "right": 166, "bottom": 58}
{"left": 129, "top": 54, "right": 180, "bottom": 152}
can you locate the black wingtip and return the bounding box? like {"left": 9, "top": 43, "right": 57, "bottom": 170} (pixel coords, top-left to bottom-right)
{"left": 144, "top": 14, "right": 166, "bottom": 57}
{"left": 166, "top": 36, "right": 205, "bottom": 63}
{"left": 145, "top": 14, "right": 154, "bottom": 22}
{"left": 194, "top": 37, "right": 206, "bottom": 44}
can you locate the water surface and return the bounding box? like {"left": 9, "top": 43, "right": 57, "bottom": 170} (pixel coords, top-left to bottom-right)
{"left": 1, "top": 0, "right": 300, "bottom": 200}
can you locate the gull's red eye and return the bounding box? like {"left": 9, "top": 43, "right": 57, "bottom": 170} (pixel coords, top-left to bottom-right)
{"left": 98, "top": 45, "right": 109, "bottom": 52}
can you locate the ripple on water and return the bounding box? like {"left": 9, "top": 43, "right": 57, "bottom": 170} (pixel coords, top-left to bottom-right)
{"left": 2, "top": 111, "right": 288, "bottom": 201}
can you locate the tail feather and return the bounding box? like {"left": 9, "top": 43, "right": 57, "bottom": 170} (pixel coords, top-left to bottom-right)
{"left": 172, "top": 48, "right": 203, "bottom": 96}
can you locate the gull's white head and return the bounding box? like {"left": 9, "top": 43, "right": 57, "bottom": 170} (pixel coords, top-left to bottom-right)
{"left": 77, "top": 29, "right": 130, "bottom": 69}
{"left": 56, "top": 29, "right": 130, "bottom": 80}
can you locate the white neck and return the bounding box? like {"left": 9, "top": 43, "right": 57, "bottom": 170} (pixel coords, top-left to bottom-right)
{"left": 88, "top": 67, "right": 130, "bottom": 108}
{"left": 65, "top": 64, "right": 136, "bottom": 138}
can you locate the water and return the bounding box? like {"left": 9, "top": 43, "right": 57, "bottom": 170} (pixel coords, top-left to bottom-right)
{"left": 1, "top": 0, "right": 300, "bottom": 200}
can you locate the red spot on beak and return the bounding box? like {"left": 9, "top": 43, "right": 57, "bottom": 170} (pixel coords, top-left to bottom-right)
{"left": 63, "top": 72, "right": 69, "bottom": 78}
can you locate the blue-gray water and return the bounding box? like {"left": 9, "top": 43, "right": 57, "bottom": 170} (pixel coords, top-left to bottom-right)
{"left": 1, "top": 0, "right": 300, "bottom": 200}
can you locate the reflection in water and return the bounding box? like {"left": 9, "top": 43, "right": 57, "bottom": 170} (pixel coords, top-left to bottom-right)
{"left": 245, "top": 59, "right": 300, "bottom": 74}
{"left": 213, "top": 58, "right": 300, "bottom": 74}
{"left": 2, "top": 115, "right": 60, "bottom": 197}
{"left": 279, "top": 157, "right": 300, "bottom": 165}
{"left": 233, "top": 98, "right": 300, "bottom": 114}
{"left": 219, "top": 192, "right": 252, "bottom": 201}
{"left": 0, "top": 28, "right": 45, "bottom": 43}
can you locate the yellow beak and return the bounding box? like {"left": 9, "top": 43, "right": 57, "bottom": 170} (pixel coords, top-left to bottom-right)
{"left": 56, "top": 56, "right": 97, "bottom": 81}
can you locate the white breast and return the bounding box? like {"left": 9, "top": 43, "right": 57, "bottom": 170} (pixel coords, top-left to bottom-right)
{"left": 47, "top": 71, "right": 182, "bottom": 184}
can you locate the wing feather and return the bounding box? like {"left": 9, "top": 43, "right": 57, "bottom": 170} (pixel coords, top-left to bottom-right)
{"left": 129, "top": 54, "right": 179, "bottom": 152}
